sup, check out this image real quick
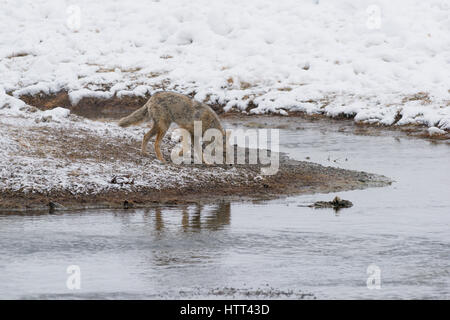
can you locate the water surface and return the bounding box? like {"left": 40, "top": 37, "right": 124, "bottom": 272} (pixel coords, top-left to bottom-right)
{"left": 0, "top": 121, "right": 449, "bottom": 299}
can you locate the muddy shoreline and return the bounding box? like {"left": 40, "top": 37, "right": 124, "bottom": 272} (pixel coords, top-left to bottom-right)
{"left": 0, "top": 151, "right": 391, "bottom": 212}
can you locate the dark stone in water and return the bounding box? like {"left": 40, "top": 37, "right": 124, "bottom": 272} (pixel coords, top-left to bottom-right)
{"left": 123, "top": 200, "right": 133, "bottom": 209}
{"left": 310, "top": 196, "right": 353, "bottom": 210}
{"left": 48, "top": 201, "right": 65, "bottom": 213}
{"left": 48, "top": 201, "right": 56, "bottom": 213}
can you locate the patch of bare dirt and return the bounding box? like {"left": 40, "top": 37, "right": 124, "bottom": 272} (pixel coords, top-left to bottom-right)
{"left": 18, "top": 90, "right": 150, "bottom": 119}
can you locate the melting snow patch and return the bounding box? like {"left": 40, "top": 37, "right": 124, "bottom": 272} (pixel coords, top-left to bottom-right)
{"left": 428, "top": 126, "right": 446, "bottom": 136}
{"left": 42, "top": 107, "right": 71, "bottom": 119}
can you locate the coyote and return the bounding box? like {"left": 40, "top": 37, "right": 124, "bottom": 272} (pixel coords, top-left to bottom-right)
{"left": 118, "top": 91, "right": 225, "bottom": 162}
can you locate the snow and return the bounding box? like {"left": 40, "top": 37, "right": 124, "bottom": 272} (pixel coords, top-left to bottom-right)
{"left": 0, "top": 0, "right": 449, "bottom": 129}
{"left": 42, "top": 107, "right": 71, "bottom": 119}
{"left": 428, "top": 126, "right": 447, "bottom": 136}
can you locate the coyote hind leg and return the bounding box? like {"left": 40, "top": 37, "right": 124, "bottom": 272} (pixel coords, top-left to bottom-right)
{"left": 141, "top": 125, "right": 159, "bottom": 155}
{"left": 154, "top": 126, "right": 169, "bottom": 162}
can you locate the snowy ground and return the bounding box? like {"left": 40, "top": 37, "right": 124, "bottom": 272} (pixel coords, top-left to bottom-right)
{"left": 0, "top": 0, "right": 449, "bottom": 131}
{"left": 0, "top": 103, "right": 251, "bottom": 196}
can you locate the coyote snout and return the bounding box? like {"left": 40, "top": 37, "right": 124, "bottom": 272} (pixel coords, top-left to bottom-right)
{"left": 118, "top": 91, "right": 225, "bottom": 163}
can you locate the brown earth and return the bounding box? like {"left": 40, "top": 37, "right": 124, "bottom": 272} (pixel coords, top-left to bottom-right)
{"left": 0, "top": 156, "right": 390, "bottom": 212}
{"left": 0, "top": 116, "right": 391, "bottom": 212}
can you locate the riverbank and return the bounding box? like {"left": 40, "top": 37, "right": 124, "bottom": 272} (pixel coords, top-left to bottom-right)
{"left": 0, "top": 100, "right": 391, "bottom": 212}
{"left": 14, "top": 90, "right": 450, "bottom": 141}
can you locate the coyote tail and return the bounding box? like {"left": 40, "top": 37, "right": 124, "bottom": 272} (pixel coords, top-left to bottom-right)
{"left": 118, "top": 105, "right": 148, "bottom": 127}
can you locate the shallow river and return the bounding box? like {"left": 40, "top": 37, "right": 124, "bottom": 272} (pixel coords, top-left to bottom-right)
{"left": 1, "top": 120, "right": 449, "bottom": 299}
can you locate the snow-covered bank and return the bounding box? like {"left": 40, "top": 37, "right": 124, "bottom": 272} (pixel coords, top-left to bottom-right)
{"left": 1, "top": 0, "right": 449, "bottom": 129}
{"left": 0, "top": 103, "right": 247, "bottom": 195}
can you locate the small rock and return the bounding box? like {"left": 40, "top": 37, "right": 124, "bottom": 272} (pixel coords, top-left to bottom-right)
{"left": 123, "top": 200, "right": 133, "bottom": 209}
{"left": 48, "top": 201, "right": 65, "bottom": 213}
{"left": 35, "top": 115, "right": 53, "bottom": 123}
{"left": 110, "top": 175, "right": 134, "bottom": 186}
{"left": 310, "top": 196, "right": 353, "bottom": 210}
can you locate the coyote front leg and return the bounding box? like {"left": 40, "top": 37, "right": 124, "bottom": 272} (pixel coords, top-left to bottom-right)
{"left": 193, "top": 133, "right": 211, "bottom": 164}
